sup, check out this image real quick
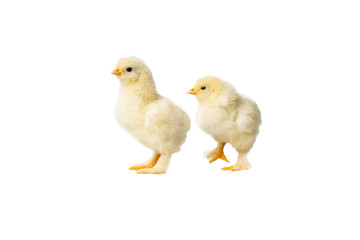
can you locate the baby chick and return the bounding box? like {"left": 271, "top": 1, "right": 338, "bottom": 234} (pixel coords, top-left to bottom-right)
{"left": 111, "top": 57, "right": 190, "bottom": 174}
{"left": 188, "top": 76, "right": 261, "bottom": 171}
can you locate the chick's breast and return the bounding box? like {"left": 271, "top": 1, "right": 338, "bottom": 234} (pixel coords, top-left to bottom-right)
{"left": 115, "top": 90, "right": 146, "bottom": 133}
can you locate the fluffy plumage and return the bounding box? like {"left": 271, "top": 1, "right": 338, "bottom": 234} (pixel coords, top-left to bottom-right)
{"left": 188, "top": 76, "right": 261, "bottom": 171}
{"left": 112, "top": 57, "right": 190, "bottom": 174}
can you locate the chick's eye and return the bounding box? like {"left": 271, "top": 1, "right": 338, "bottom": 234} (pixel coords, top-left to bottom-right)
{"left": 201, "top": 86, "right": 206, "bottom": 90}
{"left": 126, "top": 67, "right": 132, "bottom": 72}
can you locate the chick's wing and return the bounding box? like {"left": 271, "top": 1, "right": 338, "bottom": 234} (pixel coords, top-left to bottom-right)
{"left": 143, "top": 98, "right": 181, "bottom": 136}
{"left": 236, "top": 100, "right": 261, "bottom": 133}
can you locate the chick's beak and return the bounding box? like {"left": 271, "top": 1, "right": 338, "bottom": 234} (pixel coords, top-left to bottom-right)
{"left": 187, "top": 88, "right": 197, "bottom": 95}
{"left": 111, "top": 68, "right": 122, "bottom": 76}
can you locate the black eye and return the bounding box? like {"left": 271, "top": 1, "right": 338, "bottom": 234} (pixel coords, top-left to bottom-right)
{"left": 126, "top": 67, "right": 132, "bottom": 72}
{"left": 201, "top": 86, "right": 206, "bottom": 90}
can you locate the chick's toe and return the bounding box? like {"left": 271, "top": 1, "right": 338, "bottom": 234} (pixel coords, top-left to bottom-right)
{"left": 221, "top": 163, "right": 248, "bottom": 171}
{"left": 208, "top": 150, "right": 229, "bottom": 163}
{"left": 129, "top": 154, "right": 161, "bottom": 170}
{"left": 221, "top": 166, "right": 234, "bottom": 171}
{"left": 129, "top": 164, "right": 153, "bottom": 170}
{"left": 136, "top": 168, "right": 166, "bottom": 174}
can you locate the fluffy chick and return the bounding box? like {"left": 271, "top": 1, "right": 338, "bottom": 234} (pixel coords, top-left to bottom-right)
{"left": 188, "top": 76, "right": 261, "bottom": 171}
{"left": 112, "top": 57, "right": 190, "bottom": 174}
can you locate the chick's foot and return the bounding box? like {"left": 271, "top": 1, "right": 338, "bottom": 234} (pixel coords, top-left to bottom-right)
{"left": 136, "top": 154, "right": 170, "bottom": 174}
{"left": 136, "top": 167, "right": 166, "bottom": 174}
{"left": 129, "top": 153, "right": 161, "bottom": 170}
{"left": 129, "top": 162, "right": 156, "bottom": 170}
{"left": 221, "top": 162, "right": 248, "bottom": 171}
{"left": 207, "top": 150, "right": 229, "bottom": 163}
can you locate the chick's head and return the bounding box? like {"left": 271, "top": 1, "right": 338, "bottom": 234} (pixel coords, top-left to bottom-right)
{"left": 111, "top": 57, "right": 151, "bottom": 83}
{"left": 187, "top": 76, "right": 225, "bottom": 103}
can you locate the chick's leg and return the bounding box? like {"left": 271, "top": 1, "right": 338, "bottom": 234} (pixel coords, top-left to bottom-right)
{"left": 136, "top": 153, "right": 171, "bottom": 174}
{"left": 222, "top": 151, "right": 250, "bottom": 171}
{"left": 206, "top": 142, "right": 229, "bottom": 163}
{"left": 129, "top": 153, "right": 161, "bottom": 170}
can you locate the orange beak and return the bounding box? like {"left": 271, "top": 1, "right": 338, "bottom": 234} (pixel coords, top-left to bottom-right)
{"left": 187, "top": 88, "right": 197, "bottom": 95}
{"left": 111, "top": 68, "right": 122, "bottom": 76}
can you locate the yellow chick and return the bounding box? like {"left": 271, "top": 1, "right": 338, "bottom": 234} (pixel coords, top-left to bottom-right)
{"left": 111, "top": 57, "right": 190, "bottom": 174}
{"left": 187, "top": 76, "right": 261, "bottom": 171}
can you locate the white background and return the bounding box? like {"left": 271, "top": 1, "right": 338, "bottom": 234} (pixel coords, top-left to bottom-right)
{"left": 1, "top": 0, "right": 359, "bottom": 239}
